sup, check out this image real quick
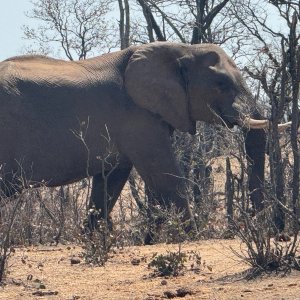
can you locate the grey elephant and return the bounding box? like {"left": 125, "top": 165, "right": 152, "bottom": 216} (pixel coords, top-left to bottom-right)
{"left": 0, "top": 42, "right": 283, "bottom": 232}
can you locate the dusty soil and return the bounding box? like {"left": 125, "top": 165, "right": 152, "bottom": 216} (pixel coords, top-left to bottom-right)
{"left": 1, "top": 239, "right": 300, "bottom": 300}
{"left": 1, "top": 156, "right": 299, "bottom": 299}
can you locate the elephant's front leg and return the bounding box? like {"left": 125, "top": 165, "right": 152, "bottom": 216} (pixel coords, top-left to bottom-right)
{"left": 136, "top": 149, "right": 194, "bottom": 243}
{"left": 120, "top": 123, "right": 194, "bottom": 242}
{"left": 129, "top": 139, "right": 191, "bottom": 217}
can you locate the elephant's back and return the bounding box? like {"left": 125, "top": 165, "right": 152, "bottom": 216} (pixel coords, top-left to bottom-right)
{"left": 0, "top": 56, "right": 92, "bottom": 94}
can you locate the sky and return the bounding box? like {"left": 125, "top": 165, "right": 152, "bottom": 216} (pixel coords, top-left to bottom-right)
{"left": 0, "top": 1, "right": 34, "bottom": 60}
{"left": 0, "top": 1, "right": 285, "bottom": 61}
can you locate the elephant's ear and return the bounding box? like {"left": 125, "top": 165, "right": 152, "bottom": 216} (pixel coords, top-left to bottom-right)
{"left": 125, "top": 44, "right": 195, "bottom": 134}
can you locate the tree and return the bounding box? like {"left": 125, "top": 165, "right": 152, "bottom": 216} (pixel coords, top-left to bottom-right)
{"left": 232, "top": 0, "right": 300, "bottom": 230}
{"left": 23, "top": 0, "right": 115, "bottom": 59}
{"left": 133, "top": 0, "right": 237, "bottom": 46}
{"left": 118, "top": 0, "right": 131, "bottom": 49}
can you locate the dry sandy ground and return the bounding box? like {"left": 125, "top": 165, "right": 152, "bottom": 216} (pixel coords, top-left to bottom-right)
{"left": 1, "top": 239, "right": 300, "bottom": 300}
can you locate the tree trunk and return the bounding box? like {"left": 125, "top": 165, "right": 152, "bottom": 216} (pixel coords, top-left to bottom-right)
{"left": 226, "top": 157, "right": 234, "bottom": 228}
{"left": 289, "top": 12, "right": 300, "bottom": 232}
{"left": 118, "top": 0, "right": 130, "bottom": 49}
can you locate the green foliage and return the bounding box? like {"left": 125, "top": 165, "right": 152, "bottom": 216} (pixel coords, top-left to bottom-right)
{"left": 148, "top": 250, "right": 187, "bottom": 277}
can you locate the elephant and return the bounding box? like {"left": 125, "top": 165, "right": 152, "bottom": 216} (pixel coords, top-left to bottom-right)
{"left": 0, "top": 41, "right": 286, "bottom": 235}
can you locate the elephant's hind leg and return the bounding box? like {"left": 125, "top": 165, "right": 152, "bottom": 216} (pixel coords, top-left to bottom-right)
{"left": 87, "top": 160, "right": 132, "bottom": 228}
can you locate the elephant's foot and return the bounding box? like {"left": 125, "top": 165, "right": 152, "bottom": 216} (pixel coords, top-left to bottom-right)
{"left": 82, "top": 209, "right": 113, "bottom": 234}
{"left": 143, "top": 213, "right": 198, "bottom": 245}
{"left": 144, "top": 232, "right": 155, "bottom": 245}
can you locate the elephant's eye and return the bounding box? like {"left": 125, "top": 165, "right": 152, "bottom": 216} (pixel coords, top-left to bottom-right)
{"left": 216, "top": 76, "right": 236, "bottom": 94}
{"left": 216, "top": 80, "right": 231, "bottom": 92}
{"left": 217, "top": 80, "right": 228, "bottom": 91}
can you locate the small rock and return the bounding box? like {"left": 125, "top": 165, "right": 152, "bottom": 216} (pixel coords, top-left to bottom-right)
{"left": 27, "top": 274, "right": 33, "bottom": 281}
{"left": 37, "top": 263, "right": 44, "bottom": 269}
{"left": 32, "top": 279, "right": 46, "bottom": 289}
{"left": 164, "top": 291, "right": 177, "bottom": 299}
{"left": 288, "top": 283, "right": 297, "bottom": 287}
{"left": 32, "top": 290, "right": 58, "bottom": 296}
{"left": 176, "top": 287, "right": 193, "bottom": 297}
{"left": 131, "top": 258, "right": 140, "bottom": 266}
{"left": 70, "top": 258, "right": 81, "bottom": 265}
{"left": 161, "top": 279, "right": 168, "bottom": 286}
{"left": 242, "top": 289, "right": 252, "bottom": 293}
{"left": 12, "top": 279, "right": 23, "bottom": 286}
{"left": 207, "top": 265, "right": 213, "bottom": 272}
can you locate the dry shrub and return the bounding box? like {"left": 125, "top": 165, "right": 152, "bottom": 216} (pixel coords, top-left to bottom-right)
{"left": 231, "top": 202, "right": 300, "bottom": 279}
{"left": 148, "top": 250, "right": 187, "bottom": 277}
{"left": 80, "top": 217, "right": 115, "bottom": 266}
{"left": 0, "top": 181, "right": 89, "bottom": 246}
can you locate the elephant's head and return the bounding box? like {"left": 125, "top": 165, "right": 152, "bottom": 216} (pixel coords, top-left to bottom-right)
{"left": 124, "top": 42, "right": 284, "bottom": 133}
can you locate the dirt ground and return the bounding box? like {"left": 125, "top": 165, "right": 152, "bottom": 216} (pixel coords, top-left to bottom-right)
{"left": 1, "top": 156, "right": 299, "bottom": 299}
{"left": 1, "top": 239, "right": 300, "bottom": 300}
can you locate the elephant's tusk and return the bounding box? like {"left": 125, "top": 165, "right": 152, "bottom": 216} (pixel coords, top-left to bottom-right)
{"left": 242, "top": 117, "right": 270, "bottom": 129}
{"left": 278, "top": 121, "right": 292, "bottom": 132}
{"left": 243, "top": 118, "right": 292, "bottom": 131}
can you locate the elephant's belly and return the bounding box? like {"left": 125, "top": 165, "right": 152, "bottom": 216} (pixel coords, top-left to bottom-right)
{"left": 0, "top": 88, "right": 124, "bottom": 188}
{"left": 3, "top": 129, "right": 120, "bottom": 188}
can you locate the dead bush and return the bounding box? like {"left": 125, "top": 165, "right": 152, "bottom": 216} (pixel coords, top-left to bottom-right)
{"left": 230, "top": 202, "right": 300, "bottom": 278}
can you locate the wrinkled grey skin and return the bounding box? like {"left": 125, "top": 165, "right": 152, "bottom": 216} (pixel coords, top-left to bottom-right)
{"left": 245, "top": 112, "right": 266, "bottom": 212}
{"left": 0, "top": 42, "right": 258, "bottom": 224}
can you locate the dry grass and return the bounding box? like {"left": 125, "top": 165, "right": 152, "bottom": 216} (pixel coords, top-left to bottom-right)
{"left": 1, "top": 239, "right": 300, "bottom": 299}
{"left": 1, "top": 155, "right": 299, "bottom": 299}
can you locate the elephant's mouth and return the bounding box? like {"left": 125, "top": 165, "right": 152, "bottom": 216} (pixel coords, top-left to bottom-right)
{"left": 217, "top": 106, "right": 268, "bottom": 130}
{"left": 220, "top": 112, "right": 269, "bottom": 130}
{"left": 211, "top": 106, "right": 291, "bottom": 131}
{"left": 214, "top": 108, "right": 239, "bottom": 128}
{"left": 221, "top": 115, "right": 238, "bottom": 128}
